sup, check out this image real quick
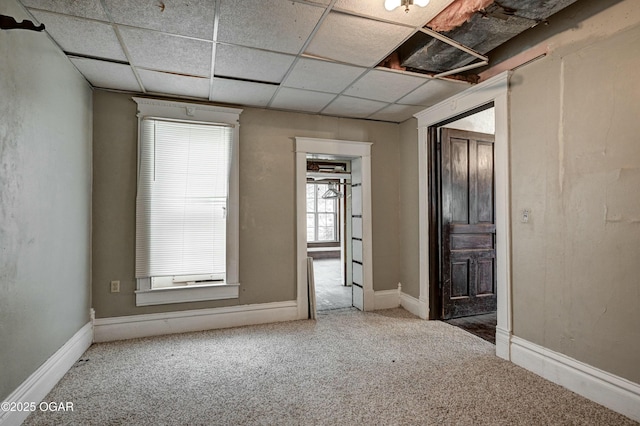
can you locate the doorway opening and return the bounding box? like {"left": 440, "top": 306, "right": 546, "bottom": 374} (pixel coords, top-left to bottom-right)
{"left": 416, "top": 72, "right": 510, "bottom": 359}
{"left": 306, "top": 160, "right": 352, "bottom": 311}
{"left": 295, "top": 137, "right": 373, "bottom": 320}
{"left": 429, "top": 105, "right": 497, "bottom": 343}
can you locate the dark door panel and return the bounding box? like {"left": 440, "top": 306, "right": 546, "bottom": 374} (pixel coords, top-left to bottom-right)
{"left": 441, "top": 129, "right": 496, "bottom": 319}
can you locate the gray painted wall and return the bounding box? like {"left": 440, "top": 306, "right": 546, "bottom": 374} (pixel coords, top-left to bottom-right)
{"left": 92, "top": 91, "right": 401, "bottom": 318}
{"left": 0, "top": 0, "right": 92, "bottom": 400}
{"left": 510, "top": 1, "right": 640, "bottom": 383}
{"left": 398, "top": 119, "right": 420, "bottom": 298}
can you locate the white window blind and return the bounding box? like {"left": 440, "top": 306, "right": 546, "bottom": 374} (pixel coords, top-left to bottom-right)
{"left": 135, "top": 118, "right": 232, "bottom": 279}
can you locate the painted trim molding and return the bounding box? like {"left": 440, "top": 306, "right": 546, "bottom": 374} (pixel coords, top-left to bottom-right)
{"left": 414, "top": 71, "right": 512, "bottom": 359}
{"left": 400, "top": 292, "right": 429, "bottom": 319}
{"left": 93, "top": 301, "right": 299, "bottom": 342}
{"left": 373, "top": 288, "right": 400, "bottom": 310}
{"left": 135, "top": 283, "right": 240, "bottom": 306}
{"left": 495, "top": 326, "right": 511, "bottom": 360}
{"left": 511, "top": 336, "right": 640, "bottom": 422}
{"left": 0, "top": 322, "right": 93, "bottom": 426}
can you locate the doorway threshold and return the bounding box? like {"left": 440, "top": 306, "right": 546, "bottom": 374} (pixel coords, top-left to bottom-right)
{"left": 442, "top": 312, "right": 497, "bottom": 344}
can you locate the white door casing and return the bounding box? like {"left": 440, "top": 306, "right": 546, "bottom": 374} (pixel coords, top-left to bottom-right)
{"left": 295, "top": 137, "right": 373, "bottom": 319}
{"left": 414, "top": 71, "right": 512, "bottom": 360}
{"left": 350, "top": 157, "right": 364, "bottom": 310}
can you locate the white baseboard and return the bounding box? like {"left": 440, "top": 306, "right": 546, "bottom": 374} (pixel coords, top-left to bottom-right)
{"left": 0, "top": 322, "right": 93, "bottom": 426}
{"left": 511, "top": 336, "right": 640, "bottom": 422}
{"left": 373, "top": 288, "right": 400, "bottom": 310}
{"left": 495, "top": 326, "right": 511, "bottom": 361}
{"left": 93, "top": 301, "right": 299, "bottom": 342}
{"left": 399, "top": 291, "right": 428, "bottom": 319}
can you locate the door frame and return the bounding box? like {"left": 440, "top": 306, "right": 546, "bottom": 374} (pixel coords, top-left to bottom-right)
{"left": 415, "top": 71, "right": 512, "bottom": 360}
{"left": 295, "top": 137, "right": 373, "bottom": 319}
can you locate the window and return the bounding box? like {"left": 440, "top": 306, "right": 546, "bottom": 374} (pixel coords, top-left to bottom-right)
{"left": 306, "top": 183, "right": 338, "bottom": 242}
{"left": 133, "top": 98, "right": 241, "bottom": 306}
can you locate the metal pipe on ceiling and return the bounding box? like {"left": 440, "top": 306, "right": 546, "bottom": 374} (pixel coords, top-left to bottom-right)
{"left": 418, "top": 27, "right": 488, "bottom": 62}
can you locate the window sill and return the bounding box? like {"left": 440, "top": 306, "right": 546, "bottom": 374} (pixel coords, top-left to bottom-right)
{"left": 135, "top": 282, "right": 240, "bottom": 306}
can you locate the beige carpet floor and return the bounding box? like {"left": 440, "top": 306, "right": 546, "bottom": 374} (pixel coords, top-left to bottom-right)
{"left": 25, "top": 308, "right": 636, "bottom": 425}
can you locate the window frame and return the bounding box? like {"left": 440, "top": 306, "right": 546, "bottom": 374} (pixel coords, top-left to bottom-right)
{"left": 133, "top": 97, "right": 242, "bottom": 306}
{"left": 306, "top": 182, "right": 339, "bottom": 243}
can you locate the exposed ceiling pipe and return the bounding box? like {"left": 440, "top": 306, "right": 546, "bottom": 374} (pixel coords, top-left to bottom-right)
{"left": 434, "top": 60, "right": 488, "bottom": 78}
{"left": 419, "top": 27, "right": 488, "bottom": 62}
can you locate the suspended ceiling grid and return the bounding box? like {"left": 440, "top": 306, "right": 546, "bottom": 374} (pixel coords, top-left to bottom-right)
{"left": 16, "top": 0, "right": 474, "bottom": 123}
{"left": 15, "top": 0, "right": 580, "bottom": 122}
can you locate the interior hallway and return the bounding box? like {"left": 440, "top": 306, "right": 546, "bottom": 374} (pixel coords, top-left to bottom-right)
{"left": 312, "top": 258, "right": 352, "bottom": 311}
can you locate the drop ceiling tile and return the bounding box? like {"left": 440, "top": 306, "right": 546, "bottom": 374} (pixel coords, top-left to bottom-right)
{"left": 283, "top": 58, "right": 365, "bottom": 94}
{"left": 119, "top": 27, "right": 212, "bottom": 77}
{"left": 103, "top": 0, "right": 215, "bottom": 40}
{"left": 344, "top": 69, "right": 428, "bottom": 103}
{"left": 217, "top": 0, "right": 325, "bottom": 54}
{"left": 304, "top": 0, "right": 332, "bottom": 5}
{"left": 270, "top": 87, "right": 336, "bottom": 113}
{"left": 210, "top": 78, "right": 278, "bottom": 108}
{"left": 305, "top": 12, "right": 414, "bottom": 67}
{"left": 215, "top": 44, "right": 295, "bottom": 84}
{"left": 29, "top": 11, "right": 126, "bottom": 61}
{"left": 138, "top": 69, "right": 210, "bottom": 99}
{"left": 322, "top": 96, "right": 388, "bottom": 119}
{"left": 334, "top": 0, "right": 455, "bottom": 27}
{"left": 368, "top": 104, "right": 425, "bottom": 122}
{"left": 397, "top": 79, "right": 470, "bottom": 107}
{"left": 22, "top": 0, "right": 109, "bottom": 20}
{"left": 70, "top": 57, "right": 140, "bottom": 91}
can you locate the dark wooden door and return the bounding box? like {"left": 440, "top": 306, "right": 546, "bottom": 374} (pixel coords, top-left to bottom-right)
{"left": 441, "top": 128, "right": 496, "bottom": 319}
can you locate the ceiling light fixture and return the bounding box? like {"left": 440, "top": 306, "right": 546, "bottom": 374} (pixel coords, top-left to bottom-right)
{"left": 384, "top": 0, "right": 430, "bottom": 13}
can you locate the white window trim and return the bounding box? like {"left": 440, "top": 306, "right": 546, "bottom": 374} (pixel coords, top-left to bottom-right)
{"left": 133, "top": 97, "right": 242, "bottom": 306}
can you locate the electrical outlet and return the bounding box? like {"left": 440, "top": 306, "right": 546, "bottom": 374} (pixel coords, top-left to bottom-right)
{"left": 521, "top": 209, "right": 530, "bottom": 223}
{"left": 110, "top": 280, "right": 120, "bottom": 293}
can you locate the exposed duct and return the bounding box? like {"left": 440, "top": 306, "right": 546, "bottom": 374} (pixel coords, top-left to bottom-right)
{"left": 388, "top": 0, "right": 579, "bottom": 75}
